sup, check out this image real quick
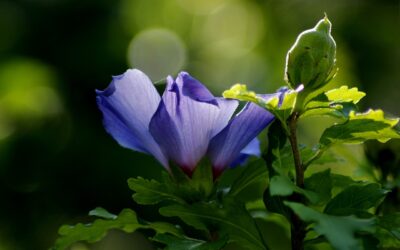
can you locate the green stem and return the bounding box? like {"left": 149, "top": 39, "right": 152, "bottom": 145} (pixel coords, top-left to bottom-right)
{"left": 288, "top": 113, "right": 304, "bottom": 188}
{"left": 288, "top": 112, "right": 306, "bottom": 250}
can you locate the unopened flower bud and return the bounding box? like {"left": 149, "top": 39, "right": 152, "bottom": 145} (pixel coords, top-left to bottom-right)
{"left": 285, "top": 16, "right": 336, "bottom": 91}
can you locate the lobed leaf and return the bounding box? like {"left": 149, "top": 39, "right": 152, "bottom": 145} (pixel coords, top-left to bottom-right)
{"left": 228, "top": 159, "right": 268, "bottom": 197}
{"left": 52, "top": 208, "right": 181, "bottom": 250}
{"left": 302, "top": 86, "right": 365, "bottom": 119}
{"left": 285, "top": 202, "right": 375, "bottom": 250}
{"left": 304, "top": 169, "right": 332, "bottom": 205}
{"left": 127, "top": 177, "right": 185, "bottom": 205}
{"left": 325, "top": 86, "right": 366, "bottom": 104}
{"left": 319, "top": 109, "right": 400, "bottom": 147}
{"left": 222, "top": 84, "right": 259, "bottom": 103}
{"left": 269, "top": 170, "right": 334, "bottom": 206}
{"left": 88, "top": 207, "right": 117, "bottom": 220}
{"left": 223, "top": 84, "right": 301, "bottom": 132}
{"left": 153, "top": 233, "right": 228, "bottom": 250}
{"left": 324, "top": 183, "right": 388, "bottom": 216}
{"left": 159, "top": 198, "right": 266, "bottom": 250}
{"left": 305, "top": 85, "right": 365, "bottom": 109}
{"left": 377, "top": 213, "right": 400, "bottom": 240}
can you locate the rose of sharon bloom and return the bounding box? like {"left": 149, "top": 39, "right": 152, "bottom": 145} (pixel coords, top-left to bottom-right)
{"left": 96, "top": 69, "right": 275, "bottom": 178}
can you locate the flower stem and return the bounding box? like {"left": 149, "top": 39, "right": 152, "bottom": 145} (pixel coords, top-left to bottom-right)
{"left": 288, "top": 113, "right": 303, "bottom": 188}
{"left": 288, "top": 112, "right": 306, "bottom": 250}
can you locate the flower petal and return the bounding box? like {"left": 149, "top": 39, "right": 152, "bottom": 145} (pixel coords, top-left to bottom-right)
{"left": 96, "top": 69, "right": 168, "bottom": 168}
{"left": 180, "top": 72, "right": 219, "bottom": 106}
{"left": 159, "top": 73, "right": 238, "bottom": 172}
{"left": 208, "top": 102, "right": 274, "bottom": 176}
{"left": 229, "top": 138, "right": 261, "bottom": 168}
{"left": 149, "top": 100, "right": 184, "bottom": 172}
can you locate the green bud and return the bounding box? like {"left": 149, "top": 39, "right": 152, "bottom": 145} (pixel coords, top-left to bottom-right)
{"left": 285, "top": 15, "right": 336, "bottom": 91}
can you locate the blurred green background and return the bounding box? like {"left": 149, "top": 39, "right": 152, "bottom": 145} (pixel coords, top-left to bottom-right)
{"left": 0, "top": 0, "right": 399, "bottom": 249}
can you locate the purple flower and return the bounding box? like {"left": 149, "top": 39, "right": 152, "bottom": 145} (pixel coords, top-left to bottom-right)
{"left": 96, "top": 69, "right": 274, "bottom": 178}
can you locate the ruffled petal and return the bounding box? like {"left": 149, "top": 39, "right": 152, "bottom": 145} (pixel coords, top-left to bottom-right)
{"left": 208, "top": 102, "right": 274, "bottom": 176}
{"left": 159, "top": 73, "right": 238, "bottom": 172}
{"left": 96, "top": 69, "right": 168, "bottom": 168}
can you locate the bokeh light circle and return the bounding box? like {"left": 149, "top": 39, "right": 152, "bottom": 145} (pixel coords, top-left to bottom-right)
{"left": 127, "top": 29, "right": 186, "bottom": 81}
{"left": 198, "top": 1, "right": 265, "bottom": 56}
{"left": 175, "top": 0, "right": 228, "bottom": 15}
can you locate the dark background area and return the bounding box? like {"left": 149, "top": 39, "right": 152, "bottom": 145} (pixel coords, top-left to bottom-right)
{"left": 0, "top": 0, "right": 399, "bottom": 249}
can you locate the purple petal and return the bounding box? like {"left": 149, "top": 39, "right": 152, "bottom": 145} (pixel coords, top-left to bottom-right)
{"left": 96, "top": 69, "right": 168, "bottom": 168}
{"left": 149, "top": 100, "right": 186, "bottom": 173}
{"left": 179, "top": 72, "right": 219, "bottom": 106}
{"left": 229, "top": 138, "right": 261, "bottom": 168}
{"left": 156, "top": 73, "right": 238, "bottom": 173}
{"left": 208, "top": 102, "right": 274, "bottom": 176}
{"left": 239, "top": 137, "right": 262, "bottom": 157}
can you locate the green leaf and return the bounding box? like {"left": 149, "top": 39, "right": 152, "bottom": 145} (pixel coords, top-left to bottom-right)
{"left": 285, "top": 201, "right": 375, "bottom": 250}
{"left": 378, "top": 213, "right": 400, "bottom": 240}
{"left": 305, "top": 85, "right": 365, "bottom": 109}
{"left": 301, "top": 103, "right": 357, "bottom": 119}
{"left": 270, "top": 142, "right": 335, "bottom": 205}
{"left": 269, "top": 175, "right": 319, "bottom": 204}
{"left": 264, "top": 89, "right": 298, "bottom": 126}
{"left": 375, "top": 213, "right": 400, "bottom": 248}
{"left": 159, "top": 199, "right": 266, "bottom": 250}
{"left": 228, "top": 160, "right": 268, "bottom": 197}
{"left": 324, "top": 183, "right": 388, "bottom": 216}
{"left": 272, "top": 144, "right": 338, "bottom": 175}
{"left": 88, "top": 207, "right": 117, "bottom": 220}
{"left": 223, "top": 84, "right": 299, "bottom": 132}
{"left": 222, "top": 84, "right": 259, "bottom": 103}
{"left": 53, "top": 209, "right": 136, "bottom": 250}
{"left": 153, "top": 234, "right": 228, "bottom": 250}
{"left": 304, "top": 169, "right": 332, "bottom": 205}
{"left": 52, "top": 208, "right": 182, "bottom": 250}
{"left": 263, "top": 121, "right": 290, "bottom": 218}
{"left": 263, "top": 191, "right": 291, "bottom": 219}
{"left": 189, "top": 159, "right": 214, "bottom": 198}
{"left": 320, "top": 109, "right": 400, "bottom": 147}
{"left": 331, "top": 174, "right": 360, "bottom": 188}
{"left": 302, "top": 86, "right": 365, "bottom": 119}
{"left": 127, "top": 177, "right": 185, "bottom": 205}
{"left": 325, "top": 86, "right": 366, "bottom": 104}
{"left": 375, "top": 228, "right": 400, "bottom": 249}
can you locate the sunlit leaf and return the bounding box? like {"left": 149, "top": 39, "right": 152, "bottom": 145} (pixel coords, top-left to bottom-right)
{"left": 285, "top": 202, "right": 375, "bottom": 250}
{"left": 305, "top": 85, "right": 365, "bottom": 109}
{"left": 223, "top": 84, "right": 301, "bottom": 131}
{"left": 222, "top": 84, "right": 259, "bottom": 103}
{"left": 320, "top": 109, "right": 400, "bottom": 147}
{"left": 302, "top": 86, "right": 365, "bottom": 119}
{"left": 263, "top": 89, "right": 299, "bottom": 127}
{"left": 325, "top": 86, "right": 366, "bottom": 104}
